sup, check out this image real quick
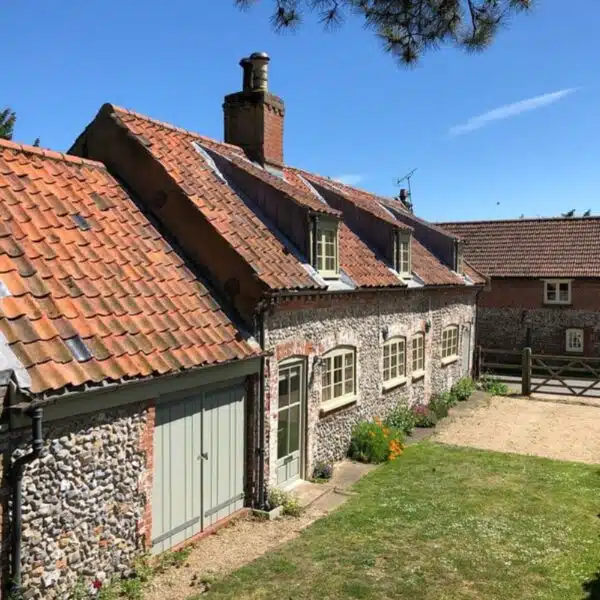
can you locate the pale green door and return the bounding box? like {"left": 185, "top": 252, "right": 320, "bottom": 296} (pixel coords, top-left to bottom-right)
{"left": 152, "top": 383, "right": 245, "bottom": 554}
{"left": 276, "top": 361, "right": 304, "bottom": 486}
{"left": 202, "top": 386, "right": 245, "bottom": 529}
{"left": 152, "top": 396, "right": 203, "bottom": 554}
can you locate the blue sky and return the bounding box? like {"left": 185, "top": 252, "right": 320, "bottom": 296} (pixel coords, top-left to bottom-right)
{"left": 4, "top": 1, "right": 598, "bottom": 221}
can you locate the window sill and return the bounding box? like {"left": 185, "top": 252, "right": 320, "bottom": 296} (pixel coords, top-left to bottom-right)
{"left": 441, "top": 356, "right": 458, "bottom": 366}
{"left": 320, "top": 395, "right": 357, "bottom": 416}
{"left": 382, "top": 377, "right": 407, "bottom": 393}
{"left": 543, "top": 301, "right": 571, "bottom": 307}
{"left": 566, "top": 349, "right": 584, "bottom": 354}
{"left": 411, "top": 370, "right": 425, "bottom": 382}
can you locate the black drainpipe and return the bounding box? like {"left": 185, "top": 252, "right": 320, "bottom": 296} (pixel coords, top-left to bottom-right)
{"left": 9, "top": 404, "right": 44, "bottom": 597}
{"left": 256, "top": 306, "right": 267, "bottom": 509}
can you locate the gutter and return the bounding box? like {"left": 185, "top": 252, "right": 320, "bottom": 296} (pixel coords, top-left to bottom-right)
{"left": 7, "top": 376, "right": 44, "bottom": 597}
{"left": 267, "top": 281, "right": 485, "bottom": 301}
{"left": 254, "top": 300, "right": 271, "bottom": 510}
{"left": 257, "top": 308, "right": 266, "bottom": 508}
{"left": 9, "top": 355, "right": 265, "bottom": 414}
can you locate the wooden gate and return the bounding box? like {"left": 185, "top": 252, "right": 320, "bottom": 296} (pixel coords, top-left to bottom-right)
{"left": 529, "top": 354, "right": 600, "bottom": 397}
{"left": 477, "top": 346, "right": 600, "bottom": 398}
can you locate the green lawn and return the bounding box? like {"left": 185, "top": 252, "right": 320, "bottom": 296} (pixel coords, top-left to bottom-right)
{"left": 197, "top": 443, "right": 600, "bottom": 600}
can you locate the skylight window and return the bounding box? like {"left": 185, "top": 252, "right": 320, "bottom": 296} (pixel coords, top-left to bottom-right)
{"left": 65, "top": 335, "right": 93, "bottom": 362}
{"left": 72, "top": 214, "right": 91, "bottom": 231}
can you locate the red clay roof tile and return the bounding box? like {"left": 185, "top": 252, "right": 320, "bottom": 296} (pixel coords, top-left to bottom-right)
{"left": 0, "top": 139, "right": 259, "bottom": 395}
{"left": 438, "top": 218, "right": 600, "bottom": 278}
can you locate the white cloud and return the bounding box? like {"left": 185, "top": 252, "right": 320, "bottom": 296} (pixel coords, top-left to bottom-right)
{"left": 448, "top": 88, "right": 578, "bottom": 136}
{"left": 333, "top": 174, "right": 364, "bottom": 186}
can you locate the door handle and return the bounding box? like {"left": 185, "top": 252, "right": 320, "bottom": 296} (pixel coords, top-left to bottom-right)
{"left": 198, "top": 452, "right": 208, "bottom": 461}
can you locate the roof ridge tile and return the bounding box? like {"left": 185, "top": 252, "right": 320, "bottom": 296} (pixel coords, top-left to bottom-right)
{"left": 108, "top": 104, "right": 243, "bottom": 153}
{"left": 0, "top": 138, "right": 106, "bottom": 170}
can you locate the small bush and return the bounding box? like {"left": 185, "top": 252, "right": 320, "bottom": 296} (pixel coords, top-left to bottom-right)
{"left": 412, "top": 404, "right": 438, "bottom": 428}
{"left": 267, "top": 487, "right": 303, "bottom": 516}
{"left": 281, "top": 494, "right": 302, "bottom": 517}
{"left": 428, "top": 394, "right": 450, "bottom": 419}
{"left": 384, "top": 402, "right": 417, "bottom": 435}
{"left": 452, "top": 377, "right": 476, "bottom": 402}
{"left": 312, "top": 461, "right": 334, "bottom": 481}
{"left": 348, "top": 418, "right": 403, "bottom": 463}
{"left": 479, "top": 374, "right": 509, "bottom": 396}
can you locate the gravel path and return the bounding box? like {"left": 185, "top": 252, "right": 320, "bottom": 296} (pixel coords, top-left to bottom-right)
{"left": 434, "top": 395, "right": 600, "bottom": 464}
{"left": 143, "top": 510, "right": 322, "bottom": 599}
{"left": 143, "top": 483, "right": 353, "bottom": 599}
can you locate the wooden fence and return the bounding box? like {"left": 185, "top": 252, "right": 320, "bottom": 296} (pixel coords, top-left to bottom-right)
{"left": 477, "top": 347, "right": 600, "bottom": 397}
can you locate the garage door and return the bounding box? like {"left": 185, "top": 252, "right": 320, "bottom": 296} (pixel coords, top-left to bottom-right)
{"left": 151, "top": 383, "right": 245, "bottom": 554}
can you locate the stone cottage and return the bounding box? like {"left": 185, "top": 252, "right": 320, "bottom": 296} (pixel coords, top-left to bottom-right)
{"left": 71, "top": 52, "right": 485, "bottom": 496}
{"left": 0, "top": 139, "right": 261, "bottom": 599}
{"left": 439, "top": 217, "right": 600, "bottom": 356}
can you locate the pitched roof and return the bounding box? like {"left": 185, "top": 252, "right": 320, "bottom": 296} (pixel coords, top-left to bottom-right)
{"left": 105, "top": 106, "right": 472, "bottom": 289}
{"left": 294, "top": 170, "right": 470, "bottom": 286}
{"left": 112, "top": 106, "right": 324, "bottom": 292}
{"left": 438, "top": 217, "right": 600, "bottom": 278}
{"left": 0, "top": 139, "right": 259, "bottom": 395}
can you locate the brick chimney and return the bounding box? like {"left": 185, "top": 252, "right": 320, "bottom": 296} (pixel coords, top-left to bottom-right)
{"left": 223, "top": 52, "right": 285, "bottom": 168}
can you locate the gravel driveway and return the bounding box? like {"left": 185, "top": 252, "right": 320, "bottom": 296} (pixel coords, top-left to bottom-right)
{"left": 434, "top": 395, "right": 600, "bottom": 464}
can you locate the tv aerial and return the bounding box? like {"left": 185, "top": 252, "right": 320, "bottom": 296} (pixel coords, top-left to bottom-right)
{"left": 394, "top": 168, "right": 417, "bottom": 211}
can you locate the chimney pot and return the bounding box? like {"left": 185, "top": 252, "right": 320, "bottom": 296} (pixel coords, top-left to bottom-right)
{"left": 240, "top": 57, "right": 253, "bottom": 92}
{"left": 399, "top": 188, "right": 408, "bottom": 201}
{"left": 248, "top": 52, "right": 270, "bottom": 91}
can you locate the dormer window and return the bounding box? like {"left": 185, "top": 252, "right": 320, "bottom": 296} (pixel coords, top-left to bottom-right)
{"left": 311, "top": 218, "right": 339, "bottom": 278}
{"left": 455, "top": 241, "right": 464, "bottom": 274}
{"left": 395, "top": 232, "right": 411, "bottom": 278}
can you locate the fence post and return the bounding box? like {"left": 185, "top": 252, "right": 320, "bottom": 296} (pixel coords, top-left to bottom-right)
{"left": 522, "top": 347, "right": 532, "bottom": 396}
{"left": 476, "top": 346, "right": 482, "bottom": 378}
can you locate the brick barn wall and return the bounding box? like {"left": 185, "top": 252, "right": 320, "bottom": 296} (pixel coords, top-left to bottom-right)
{"left": 263, "top": 288, "right": 477, "bottom": 485}
{"left": 0, "top": 402, "right": 154, "bottom": 600}
{"left": 477, "top": 278, "right": 600, "bottom": 356}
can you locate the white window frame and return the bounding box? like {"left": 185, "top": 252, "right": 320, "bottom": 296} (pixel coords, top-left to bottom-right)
{"left": 394, "top": 232, "right": 411, "bottom": 278}
{"left": 411, "top": 333, "right": 425, "bottom": 377}
{"left": 566, "top": 328, "right": 584, "bottom": 353}
{"left": 544, "top": 279, "right": 572, "bottom": 305}
{"left": 382, "top": 336, "right": 406, "bottom": 387}
{"left": 314, "top": 221, "right": 339, "bottom": 279}
{"left": 441, "top": 325, "right": 459, "bottom": 362}
{"left": 321, "top": 346, "right": 356, "bottom": 410}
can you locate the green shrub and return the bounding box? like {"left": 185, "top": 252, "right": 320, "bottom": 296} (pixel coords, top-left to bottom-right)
{"left": 348, "top": 418, "right": 403, "bottom": 463}
{"left": 428, "top": 394, "right": 450, "bottom": 419}
{"left": 267, "top": 487, "right": 304, "bottom": 516}
{"left": 312, "top": 460, "right": 334, "bottom": 481}
{"left": 452, "top": 377, "right": 476, "bottom": 401}
{"left": 412, "top": 404, "right": 438, "bottom": 428}
{"left": 384, "top": 402, "right": 416, "bottom": 435}
{"left": 479, "top": 374, "right": 509, "bottom": 396}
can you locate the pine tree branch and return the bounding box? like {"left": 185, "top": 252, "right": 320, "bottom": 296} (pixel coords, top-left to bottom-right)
{"left": 236, "top": 0, "right": 532, "bottom": 64}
